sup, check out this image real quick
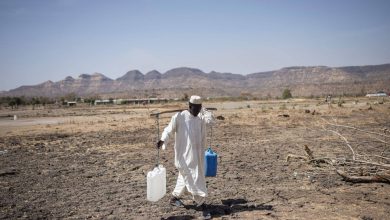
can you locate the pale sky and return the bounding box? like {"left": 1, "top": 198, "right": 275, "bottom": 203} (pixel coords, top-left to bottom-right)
{"left": 1, "top": 0, "right": 389, "bottom": 91}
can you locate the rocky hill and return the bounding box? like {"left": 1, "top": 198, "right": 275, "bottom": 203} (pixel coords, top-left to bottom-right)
{"left": 3, "top": 64, "right": 390, "bottom": 98}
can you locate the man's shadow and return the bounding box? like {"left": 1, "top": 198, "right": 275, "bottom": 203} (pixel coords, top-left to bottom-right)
{"left": 163, "top": 198, "right": 273, "bottom": 219}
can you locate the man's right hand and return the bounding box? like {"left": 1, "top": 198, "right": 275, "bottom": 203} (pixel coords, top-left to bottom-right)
{"left": 156, "top": 140, "right": 164, "bottom": 149}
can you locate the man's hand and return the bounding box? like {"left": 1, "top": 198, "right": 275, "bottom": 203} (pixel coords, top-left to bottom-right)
{"left": 156, "top": 140, "right": 164, "bottom": 149}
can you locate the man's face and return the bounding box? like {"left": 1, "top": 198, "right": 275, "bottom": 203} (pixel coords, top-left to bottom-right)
{"left": 189, "top": 103, "right": 202, "bottom": 117}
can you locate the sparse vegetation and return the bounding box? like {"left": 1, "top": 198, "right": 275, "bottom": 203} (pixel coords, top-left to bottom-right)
{"left": 0, "top": 97, "right": 389, "bottom": 219}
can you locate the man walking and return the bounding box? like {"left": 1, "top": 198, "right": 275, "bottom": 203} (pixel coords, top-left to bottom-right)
{"left": 156, "top": 95, "right": 213, "bottom": 219}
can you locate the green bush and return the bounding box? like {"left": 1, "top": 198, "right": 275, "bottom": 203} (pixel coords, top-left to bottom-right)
{"left": 282, "top": 89, "right": 292, "bottom": 99}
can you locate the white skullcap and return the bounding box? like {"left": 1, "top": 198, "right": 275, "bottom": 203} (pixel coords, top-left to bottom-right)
{"left": 189, "top": 95, "right": 202, "bottom": 104}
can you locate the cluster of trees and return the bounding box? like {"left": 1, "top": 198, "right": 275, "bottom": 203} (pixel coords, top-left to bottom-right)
{"left": 0, "top": 96, "right": 55, "bottom": 107}
{"left": 0, "top": 93, "right": 102, "bottom": 108}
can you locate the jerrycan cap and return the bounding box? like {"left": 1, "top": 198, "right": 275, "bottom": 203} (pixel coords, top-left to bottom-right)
{"left": 206, "top": 147, "right": 216, "bottom": 154}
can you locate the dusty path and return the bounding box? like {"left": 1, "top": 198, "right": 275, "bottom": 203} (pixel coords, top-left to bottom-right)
{"left": 0, "top": 117, "right": 65, "bottom": 127}
{"left": 0, "top": 98, "right": 389, "bottom": 219}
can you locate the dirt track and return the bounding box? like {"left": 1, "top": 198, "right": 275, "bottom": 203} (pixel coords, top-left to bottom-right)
{"left": 1, "top": 98, "right": 389, "bottom": 219}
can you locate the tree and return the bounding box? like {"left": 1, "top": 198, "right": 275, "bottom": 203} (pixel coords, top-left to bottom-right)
{"left": 8, "top": 99, "right": 16, "bottom": 107}
{"left": 15, "top": 97, "right": 23, "bottom": 105}
{"left": 282, "top": 89, "right": 292, "bottom": 99}
{"left": 63, "top": 93, "right": 77, "bottom": 101}
{"left": 32, "top": 97, "right": 40, "bottom": 105}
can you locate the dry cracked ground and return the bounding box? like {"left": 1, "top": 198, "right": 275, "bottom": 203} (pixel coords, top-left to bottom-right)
{"left": 0, "top": 98, "right": 389, "bottom": 219}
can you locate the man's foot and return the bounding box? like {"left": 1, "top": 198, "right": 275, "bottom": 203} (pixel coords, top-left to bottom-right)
{"left": 202, "top": 210, "right": 211, "bottom": 220}
{"left": 200, "top": 204, "right": 211, "bottom": 220}
{"left": 169, "top": 197, "right": 184, "bottom": 207}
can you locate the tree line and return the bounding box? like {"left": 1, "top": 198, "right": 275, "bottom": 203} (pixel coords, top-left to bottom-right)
{"left": 0, "top": 96, "right": 55, "bottom": 107}
{"left": 0, "top": 90, "right": 295, "bottom": 108}
{"left": 0, "top": 93, "right": 101, "bottom": 108}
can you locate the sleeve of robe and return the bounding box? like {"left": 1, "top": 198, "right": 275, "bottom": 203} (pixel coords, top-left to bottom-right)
{"left": 160, "top": 113, "right": 178, "bottom": 150}
{"left": 201, "top": 108, "right": 215, "bottom": 125}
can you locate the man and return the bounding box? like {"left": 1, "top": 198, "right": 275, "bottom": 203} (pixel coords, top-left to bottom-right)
{"left": 156, "top": 95, "right": 213, "bottom": 219}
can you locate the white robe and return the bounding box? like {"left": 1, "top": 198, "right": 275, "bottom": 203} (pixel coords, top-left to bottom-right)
{"left": 161, "top": 109, "right": 213, "bottom": 197}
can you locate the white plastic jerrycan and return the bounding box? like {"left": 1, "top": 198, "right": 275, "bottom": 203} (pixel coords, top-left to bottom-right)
{"left": 146, "top": 164, "right": 166, "bottom": 202}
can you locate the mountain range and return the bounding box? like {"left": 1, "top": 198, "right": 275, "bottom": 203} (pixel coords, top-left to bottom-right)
{"left": 2, "top": 64, "right": 390, "bottom": 98}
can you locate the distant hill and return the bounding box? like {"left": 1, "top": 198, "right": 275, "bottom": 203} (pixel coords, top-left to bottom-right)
{"left": 3, "top": 64, "right": 390, "bottom": 98}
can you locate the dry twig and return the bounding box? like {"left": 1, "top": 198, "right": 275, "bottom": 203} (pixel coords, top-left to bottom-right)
{"left": 321, "top": 118, "right": 390, "bottom": 138}
{"left": 287, "top": 145, "right": 390, "bottom": 184}
{"left": 286, "top": 154, "right": 307, "bottom": 162}
{"left": 286, "top": 145, "right": 333, "bottom": 166}
{"left": 336, "top": 170, "right": 390, "bottom": 184}
{"left": 325, "top": 129, "right": 356, "bottom": 160}
{"left": 346, "top": 159, "right": 390, "bottom": 169}
{"left": 304, "top": 145, "right": 314, "bottom": 160}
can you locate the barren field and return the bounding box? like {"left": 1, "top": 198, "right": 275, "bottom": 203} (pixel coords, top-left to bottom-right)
{"left": 1, "top": 98, "right": 389, "bottom": 219}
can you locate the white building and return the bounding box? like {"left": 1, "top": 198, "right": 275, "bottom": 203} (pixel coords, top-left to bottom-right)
{"left": 366, "top": 92, "right": 388, "bottom": 97}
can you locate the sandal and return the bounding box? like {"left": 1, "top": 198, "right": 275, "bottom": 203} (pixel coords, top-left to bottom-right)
{"left": 170, "top": 197, "right": 184, "bottom": 207}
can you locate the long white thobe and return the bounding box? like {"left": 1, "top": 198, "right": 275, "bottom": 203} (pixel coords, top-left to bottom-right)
{"left": 161, "top": 109, "right": 213, "bottom": 197}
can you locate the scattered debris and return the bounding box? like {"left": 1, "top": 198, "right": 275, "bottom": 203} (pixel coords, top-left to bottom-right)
{"left": 0, "top": 169, "right": 18, "bottom": 177}
{"left": 361, "top": 216, "right": 374, "bottom": 220}
{"left": 216, "top": 115, "right": 225, "bottom": 120}
{"left": 221, "top": 198, "right": 248, "bottom": 206}
{"left": 287, "top": 143, "right": 390, "bottom": 184}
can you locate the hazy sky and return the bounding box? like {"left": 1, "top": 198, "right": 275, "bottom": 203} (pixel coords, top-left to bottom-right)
{"left": 1, "top": 0, "right": 389, "bottom": 91}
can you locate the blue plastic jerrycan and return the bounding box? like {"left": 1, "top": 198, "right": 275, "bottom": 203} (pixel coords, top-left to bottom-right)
{"left": 205, "top": 147, "right": 218, "bottom": 177}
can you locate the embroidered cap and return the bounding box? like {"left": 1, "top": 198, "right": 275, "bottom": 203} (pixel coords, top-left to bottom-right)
{"left": 189, "top": 95, "right": 202, "bottom": 104}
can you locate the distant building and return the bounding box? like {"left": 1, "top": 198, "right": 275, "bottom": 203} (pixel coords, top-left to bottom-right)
{"left": 366, "top": 91, "right": 388, "bottom": 97}
{"left": 112, "top": 98, "right": 169, "bottom": 105}
{"left": 94, "top": 99, "right": 112, "bottom": 105}
{"left": 94, "top": 98, "right": 169, "bottom": 105}
{"left": 66, "top": 101, "right": 77, "bottom": 106}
